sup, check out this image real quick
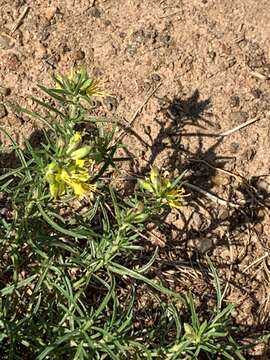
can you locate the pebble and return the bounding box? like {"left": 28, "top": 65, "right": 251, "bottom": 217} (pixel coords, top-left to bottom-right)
{"left": 89, "top": 7, "right": 101, "bottom": 18}
{"left": 35, "top": 42, "right": 47, "bottom": 59}
{"left": 151, "top": 73, "right": 161, "bottom": 82}
{"left": 0, "top": 33, "right": 15, "bottom": 50}
{"left": 254, "top": 223, "right": 264, "bottom": 235}
{"left": 0, "top": 86, "right": 11, "bottom": 96}
{"left": 191, "top": 237, "right": 214, "bottom": 253}
{"left": 229, "top": 95, "right": 240, "bottom": 108}
{"left": 191, "top": 212, "right": 203, "bottom": 230}
{"left": 104, "top": 96, "right": 118, "bottom": 112}
{"left": 212, "top": 174, "right": 230, "bottom": 186}
{"left": 125, "top": 44, "right": 137, "bottom": 56}
{"left": 0, "top": 104, "right": 7, "bottom": 119}
{"left": 230, "top": 142, "right": 240, "bottom": 153}
{"left": 250, "top": 88, "right": 262, "bottom": 99}
{"left": 229, "top": 111, "right": 248, "bottom": 125}
{"left": 257, "top": 179, "right": 270, "bottom": 193}
{"left": 74, "top": 49, "right": 85, "bottom": 61}
{"left": 45, "top": 6, "right": 57, "bottom": 21}
{"left": 132, "top": 29, "right": 146, "bottom": 44}
{"left": 219, "top": 208, "right": 230, "bottom": 221}
{"left": 4, "top": 53, "right": 21, "bottom": 71}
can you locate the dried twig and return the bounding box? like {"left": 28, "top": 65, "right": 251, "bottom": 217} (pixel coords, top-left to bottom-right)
{"left": 190, "top": 158, "right": 243, "bottom": 180}
{"left": 250, "top": 70, "right": 269, "bottom": 81}
{"left": 242, "top": 252, "right": 269, "bottom": 273}
{"left": 115, "top": 83, "right": 162, "bottom": 142}
{"left": 10, "top": 6, "right": 30, "bottom": 34}
{"left": 159, "top": 10, "right": 182, "bottom": 19}
{"left": 190, "top": 158, "right": 267, "bottom": 208}
{"left": 221, "top": 234, "right": 233, "bottom": 302}
{"left": 219, "top": 114, "right": 263, "bottom": 137}
{"left": 184, "top": 182, "right": 241, "bottom": 208}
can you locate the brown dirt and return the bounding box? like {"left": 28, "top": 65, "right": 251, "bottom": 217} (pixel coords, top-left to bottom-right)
{"left": 0, "top": 0, "right": 270, "bottom": 357}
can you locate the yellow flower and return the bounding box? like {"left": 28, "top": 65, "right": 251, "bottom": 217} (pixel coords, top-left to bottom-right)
{"left": 68, "top": 68, "right": 76, "bottom": 81}
{"left": 45, "top": 159, "right": 96, "bottom": 199}
{"left": 165, "top": 188, "right": 185, "bottom": 209}
{"left": 139, "top": 167, "right": 185, "bottom": 209}
{"left": 71, "top": 132, "right": 82, "bottom": 143}
{"left": 86, "top": 79, "right": 106, "bottom": 98}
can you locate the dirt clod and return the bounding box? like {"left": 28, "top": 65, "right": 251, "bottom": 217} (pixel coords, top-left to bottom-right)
{"left": 229, "top": 111, "right": 248, "bottom": 125}
{"left": 0, "top": 86, "right": 11, "bottom": 96}
{"left": 0, "top": 33, "right": 14, "bottom": 50}
{"left": 74, "top": 49, "right": 85, "bottom": 61}
{"left": 229, "top": 95, "right": 240, "bottom": 108}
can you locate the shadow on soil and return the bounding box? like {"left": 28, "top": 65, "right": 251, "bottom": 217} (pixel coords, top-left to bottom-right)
{"left": 124, "top": 88, "right": 270, "bottom": 357}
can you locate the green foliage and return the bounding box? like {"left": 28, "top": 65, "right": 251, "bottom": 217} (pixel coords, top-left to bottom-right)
{"left": 0, "top": 68, "right": 247, "bottom": 359}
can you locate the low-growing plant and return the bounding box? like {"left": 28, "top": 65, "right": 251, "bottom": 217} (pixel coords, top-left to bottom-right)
{"left": 0, "top": 67, "right": 249, "bottom": 359}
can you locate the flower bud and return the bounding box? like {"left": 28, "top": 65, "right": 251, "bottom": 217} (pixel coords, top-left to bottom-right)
{"left": 138, "top": 179, "right": 153, "bottom": 193}
{"left": 150, "top": 167, "right": 161, "bottom": 192}
{"left": 49, "top": 183, "right": 59, "bottom": 199}
{"left": 66, "top": 132, "right": 82, "bottom": 154}
{"left": 45, "top": 161, "right": 58, "bottom": 184}
{"left": 70, "top": 145, "right": 91, "bottom": 160}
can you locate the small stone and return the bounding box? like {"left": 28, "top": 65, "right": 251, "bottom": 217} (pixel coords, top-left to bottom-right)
{"left": 0, "top": 86, "right": 11, "bottom": 96}
{"left": 4, "top": 53, "right": 21, "bottom": 71}
{"left": 74, "top": 49, "right": 85, "bottom": 61}
{"left": 219, "top": 208, "right": 230, "bottom": 221}
{"left": 191, "top": 237, "right": 214, "bottom": 253}
{"left": 229, "top": 95, "right": 240, "bottom": 108}
{"left": 0, "top": 34, "right": 15, "bottom": 50}
{"left": 132, "top": 29, "right": 146, "bottom": 44}
{"left": 251, "top": 88, "right": 262, "bottom": 99}
{"left": 159, "top": 33, "right": 171, "bottom": 45}
{"left": 212, "top": 174, "right": 230, "bottom": 186}
{"left": 257, "top": 179, "right": 270, "bottom": 193}
{"left": 254, "top": 223, "right": 263, "bottom": 235}
{"left": 45, "top": 6, "right": 57, "bottom": 21}
{"left": 230, "top": 142, "right": 240, "bottom": 153}
{"left": 35, "top": 42, "right": 47, "bottom": 59}
{"left": 104, "top": 96, "right": 118, "bottom": 112}
{"left": 230, "top": 111, "right": 248, "bottom": 125}
{"left": 104, "top": 20, "right": 111, "bottom": 27}
{"left": 89, "top": 7, "right": 101, "bottom": 18}
{"left": 151, "top": 73, "right": 161, "bottom": 82}
{"left": 125, "top": 44, "right": 137, "bottom": 56}
{"left": 191, "top": 212, "right": 203, "bottom": 230}
{"left": 119, "top": 32, "right": 127, "bottom": 39}
{"left": 0, "top": 104, "right": 7, "bottom": 119}
{"left": 243, "top": 148, "right": 256, "bottom": 161}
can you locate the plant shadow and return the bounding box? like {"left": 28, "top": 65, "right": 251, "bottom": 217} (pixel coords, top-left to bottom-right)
{"left": 123, "top": 88, "right": 270, "bottom": 357}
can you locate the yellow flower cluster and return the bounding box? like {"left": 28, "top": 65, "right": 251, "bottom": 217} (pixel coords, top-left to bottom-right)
{"left": 139, "top": 167, "right": 185, "bottom": 209}
{"left": 45, "top": 131, "right": 96, "bottom": 199}
{"left": 45, "top": 159, "right": 96, "bottom": 199}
